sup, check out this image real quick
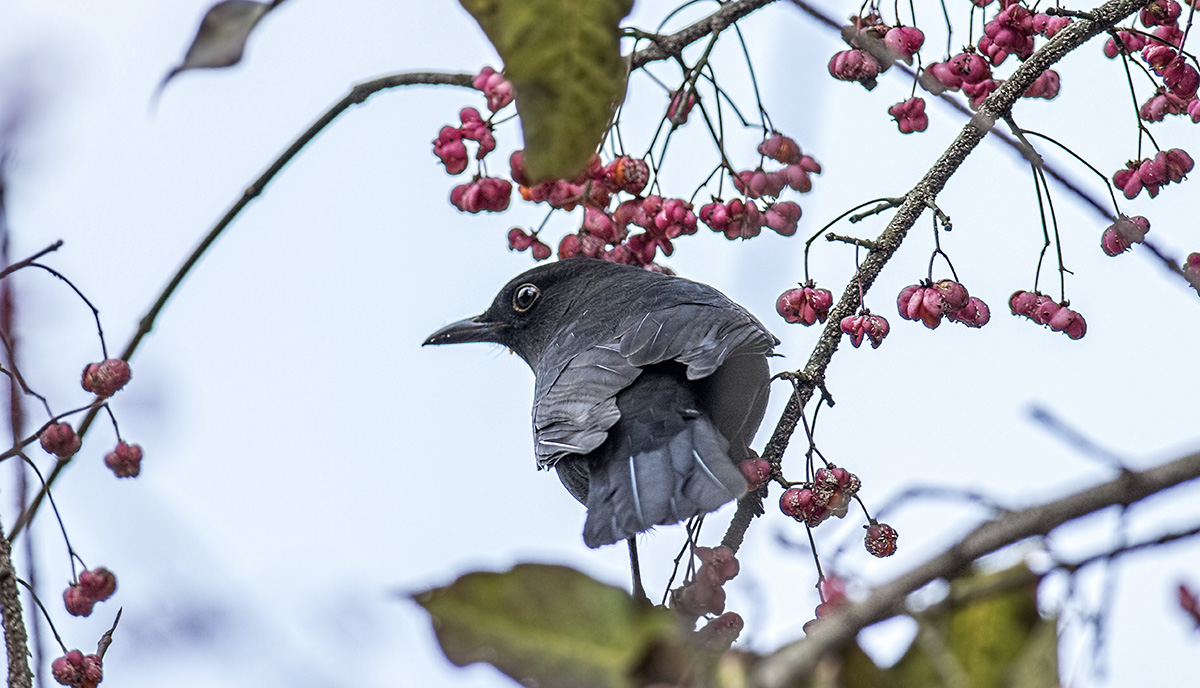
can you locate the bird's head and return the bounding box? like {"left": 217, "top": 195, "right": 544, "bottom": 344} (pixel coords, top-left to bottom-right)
{"left": 423, "top": 258, "right": 637, "bottom": 368}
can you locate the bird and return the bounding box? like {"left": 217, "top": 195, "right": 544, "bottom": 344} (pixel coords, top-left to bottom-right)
{"left": 424, "top": 258, "right": 777, "bottom": 553}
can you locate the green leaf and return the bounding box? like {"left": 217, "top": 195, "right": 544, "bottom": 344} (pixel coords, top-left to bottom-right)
{"left": 841, "top": 564, "right": 1059, "bottom": 688}
{"left": 414, "top": 563, "right": 678, "bottom": 688}
{"left": 160, "top": 1, "right": 277, "bottom": 90}
{"left": 459, "top": 0, "right": 634, "bottom": 181}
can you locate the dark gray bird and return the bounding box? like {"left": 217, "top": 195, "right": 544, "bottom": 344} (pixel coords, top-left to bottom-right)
{"left": 424, "top": 258, "right": 777, "bottom": 549}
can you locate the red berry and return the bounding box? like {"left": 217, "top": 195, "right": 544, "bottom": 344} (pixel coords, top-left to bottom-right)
{"left": 40, "top": 423, "right": 81, "bottom": 458}
{"left": 81, "top": 359, "right": 131, "bottom": 397}
{"left": 105, "top": 442, "right": 143, "bottom": 478}
{"left": 79, "top": 567, "right": 117, "bottom": 601}
{"left": 63, "top": 585, "right": 94, "bottom": 617}
{"left": 865, "top": 522, "right": 899, "bottom": 557}
{"left": 739, "top": 458, "right": 771, "bottom": 490}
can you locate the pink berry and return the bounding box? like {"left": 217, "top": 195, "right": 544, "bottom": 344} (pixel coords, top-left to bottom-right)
{"left": 758, "top": 134, "right": 804, "bottom": 164}
{"left": 887, "top": 97, "right": 928, "bottom": 133}
{"left": 865, "top": 522, "right": 899, "bottom": 557}
{"left": 828, "top": 49, "right": 882, "bottom": 87}
{"left": 776, "top": 285, "right": 833, "bottom": 326}
{"left": 739, "top": 458, "right": 771, "bottom": 490}
{"left": 82, "top": 654, "right": 103, "bottom": 684}
{"left": 947, "top": 297, "right": 991, "bottom": 328}
{"left": 39, "top": 423, "right": 81, "bottom": 459}
{"left": 104, "top": 441, "right": 142, "bottom": 478}
{"left": 81, "top": 359, "right": 131, "bottom": 397}
{"left": 433, "top": 126, "right": 468, "bottom": 175}
{"left": 79, "top": 567, "right": 117, "bottom": 601}
{"left": 52, "top": 651, "right": 84, "bottom": 686}
{"left": 63, "top": 585, "right": 94, "bottom": 617}
{"left": 884, "top": 26, "right": 925, "bottom": 63}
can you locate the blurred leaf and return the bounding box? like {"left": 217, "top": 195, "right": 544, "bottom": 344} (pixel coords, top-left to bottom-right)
{"left": 414, "top": 563, "right": 678, "bottom": 688}
{"left": 839, "top": 564, "right": 1058, "bottom": 688}
{"left": 160, "top": 1, "right": 278, "bottom": 89}
{"left": 459, "top": 0, "right": 633, "bottom": 181}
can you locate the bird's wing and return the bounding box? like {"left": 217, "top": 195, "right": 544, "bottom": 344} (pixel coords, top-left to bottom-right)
{"left": 531, "top": 283, "right": 776, "bottom": 469}
{"left": 532, "top": 337, "right": 640, "bottom": 469}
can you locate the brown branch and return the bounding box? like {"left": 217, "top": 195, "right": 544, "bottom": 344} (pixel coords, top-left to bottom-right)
{"left": 630, "top": 0, "right": 779, "bottom": 68}
{"left": 0, "top": 522, "right": 31, "bottom": 688}
{"left": 722, "top": 0, "right": 1153, "bottom": 554}
{"left": 753, "top": 446, "right": 1200, "bottom": 687}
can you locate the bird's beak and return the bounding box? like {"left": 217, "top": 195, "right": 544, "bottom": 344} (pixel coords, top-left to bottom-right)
{"left": 422, "top": 316, "right": 505, "bottom": 346}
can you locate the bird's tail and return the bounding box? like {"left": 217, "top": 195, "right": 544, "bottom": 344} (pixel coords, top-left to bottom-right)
{"left": 582, "top": 412, "right": 747, "bottom": 549}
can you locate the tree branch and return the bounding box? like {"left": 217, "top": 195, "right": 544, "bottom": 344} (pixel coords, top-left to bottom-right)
{"left": 753, "top": 447, "right": 1200, "bottom": 687}
{"left": 0, "top": 522, "right": 31, "bottom": 688}
{"left": 722, "top": 0, "right": 1153, "bottom": 553}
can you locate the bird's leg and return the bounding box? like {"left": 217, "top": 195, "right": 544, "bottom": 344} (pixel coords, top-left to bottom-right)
{"left": 627, "top": 537, "right": 648, "bottom": 602}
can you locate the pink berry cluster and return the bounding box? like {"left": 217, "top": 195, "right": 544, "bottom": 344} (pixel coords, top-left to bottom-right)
{"left": 897, "top": 279, "right": 991, "bottom": 329}
{"left": 779, "top": 465, "right": 861, "bottom": 528}
{"left": 924, "top": 49, "right": 1000, "bottom": 106}
{"left": 671, "top": 545, "right": 739, "bottom": 618}
{"left": 41, "top": 359, "right": 145, "bottom": 476}
{"left": 1100, "top": 215, "right": 1151, "bottom": 256}
{"left": 888, "top": 97, "right": 928, "bottom": 133}
{"left": 1140, "top": 87, "right": 1200, "bottom": 122}
{"left": 63, "top": 567, "right": 117, "bottom": 618}
{"left": 1112, "top": 148, "right": 1193, "bottom": 199}
{"left": 471, "top": 67, "right": 514, "bottom": 113}
{"left": 1104, "top": 3, "right": 1200, "bottom": 119}
{"left": 1009, "top": 290, "right": 1087, "bottom": 339}
{"left": 558, "top": 195, "right": 695, "bottom": 265}
{"left": 732, "top": 135, "right": 822, "bottom": 199}
{"left": 841, "top": 311, "right": 890, "bottom": 348}
{"left": 433, "top": 107, "right": 496, "bottom": 175}
{"left": 433, "top": 105, "right": 512, "bottom": 213}
{"left": 776, "top": 283, "right": 833, "bottom": 326}
{"left": 52, "top": 650, "right": 103, "bottom": 688}
{"left": 513, "top": 153, "right": 624, "bottom": 212}
{"left": 828, "top": 14, "right": 925, "bottom": 89}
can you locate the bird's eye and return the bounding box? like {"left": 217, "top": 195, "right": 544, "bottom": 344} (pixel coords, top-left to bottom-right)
{"left": 513, "top": 283, "right": 540, "bottom": 312}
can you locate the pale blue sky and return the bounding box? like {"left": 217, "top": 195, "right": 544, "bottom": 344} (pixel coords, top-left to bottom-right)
{"left": 1, "top": 1, "right": 1197, "bottom": 686}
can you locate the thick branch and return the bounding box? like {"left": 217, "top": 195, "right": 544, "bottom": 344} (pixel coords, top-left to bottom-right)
{"left": 753, "top": 447, "right": 1200, "bottom": 687}
{"left": 722, "top": 0, "right": 1152, "bottom": 551}
{"left": 0, "top": 521, "right": 31, "bottom": 688}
